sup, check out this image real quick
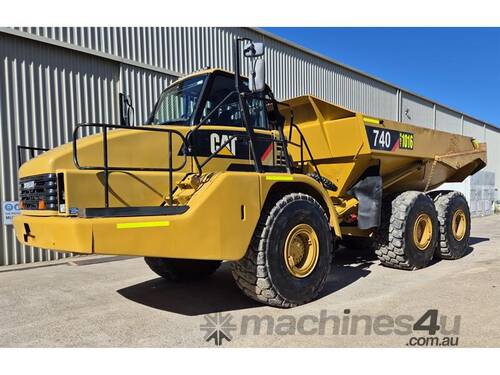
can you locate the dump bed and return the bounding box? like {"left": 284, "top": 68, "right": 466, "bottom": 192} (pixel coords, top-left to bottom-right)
{"left": 283, "top": 96, "right": 487, "bottom": 196}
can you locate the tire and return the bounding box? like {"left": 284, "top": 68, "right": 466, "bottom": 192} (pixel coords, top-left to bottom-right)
{"left": 340, "top": 236, "right": 375, "bottom": 251}
{"left": 374, "top": 191, "right": 438, "bottom": 270}
{"left": 232, "top": 193, "right": 333, "bottom": 307}
{"left": 144, "top": 257, "right": 221, "bottom": 282}
{"left": 434, "top": 191, "right": 471, "bottom": 259}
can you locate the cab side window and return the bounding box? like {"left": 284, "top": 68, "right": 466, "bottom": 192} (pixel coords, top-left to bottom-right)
{"left": 201, "top": 74, "right": 268, "bottom": 129}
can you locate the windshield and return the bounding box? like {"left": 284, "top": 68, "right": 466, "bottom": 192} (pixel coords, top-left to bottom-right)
{"left": 151, "top": 75, "right": 207, "bottom": 125}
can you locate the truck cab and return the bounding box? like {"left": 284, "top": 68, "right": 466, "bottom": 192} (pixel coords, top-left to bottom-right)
{"left": 17, "top": 68, "right": 289, "bottom": 215}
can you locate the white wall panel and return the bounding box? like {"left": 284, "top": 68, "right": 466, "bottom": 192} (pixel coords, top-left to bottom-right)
{"left": 436, "top": 106, "right": 462, "bottom": 134}
{"left": 485, "top": 127, "right": 500, "bottom": 187}
{"left": 401, "top": 92, "right": 434, "bottom": 128}
{"left": 463, "top": 117, "right": 485, "bottom": 141}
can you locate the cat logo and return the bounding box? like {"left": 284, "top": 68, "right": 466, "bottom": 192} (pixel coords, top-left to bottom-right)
{"left": 210, "top": 133, "right": 238, "bottom": 156}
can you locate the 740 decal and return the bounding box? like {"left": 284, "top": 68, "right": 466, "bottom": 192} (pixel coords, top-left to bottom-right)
{"left": 365, "top": 125, "right": 414, "bottom": 151}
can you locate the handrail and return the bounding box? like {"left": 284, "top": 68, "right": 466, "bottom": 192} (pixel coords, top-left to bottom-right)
{"left": 187, "top": 90, "right": 241, "bottom": 174}
{"left": 288, "top": 122, "right": 326, "bottom": 187}
{"left": 17, "top": 145, "right": 49, "bottom": 168}
{"left": 72, "top": 123, "right": 188, "bottom": 207}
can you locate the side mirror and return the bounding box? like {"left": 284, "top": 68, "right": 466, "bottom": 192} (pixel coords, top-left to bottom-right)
{"left": 249, "top": 59, "right": 266, "bottom": 93}
{"left": 244, "top": 42, "right": 264, "bottom": 58}
{"left": 244, "top": 41, "right": 265, "bottom": 93}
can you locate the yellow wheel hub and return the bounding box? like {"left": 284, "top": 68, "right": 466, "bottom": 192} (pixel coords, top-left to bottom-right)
{"left": 452, "top": 209, "right": 466, "bottom": 241}
{"left": 413, "top": 213, "right": 433, "bottom": 251}
{"left": 283, "top": 223, "right": 319, "bottom": 278}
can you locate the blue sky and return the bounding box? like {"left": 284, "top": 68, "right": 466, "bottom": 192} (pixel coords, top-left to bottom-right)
{"left": 264, "top": 28, "right": 500, "bottom": 126}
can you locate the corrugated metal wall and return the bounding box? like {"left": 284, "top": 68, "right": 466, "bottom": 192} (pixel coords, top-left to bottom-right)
{"left": 10, "top": 27, "right": 400, "bottom": 119}
{"left": 1, "top": 26, "right": 499, "bottom": 266}
{"left": 0, "top": 32, "right": 119, "bottom": 265}
{"left": 119, "top": 64, "right": 176, "bottom": 126}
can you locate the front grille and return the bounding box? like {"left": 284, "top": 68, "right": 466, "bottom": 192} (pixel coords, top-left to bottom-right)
{"left": 19, "top": 173, "right": 58, "bottom": 210}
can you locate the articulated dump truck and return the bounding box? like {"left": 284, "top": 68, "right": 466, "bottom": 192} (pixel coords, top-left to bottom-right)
{"left": 14, "top": 38, "right": 486, "bottom": 307}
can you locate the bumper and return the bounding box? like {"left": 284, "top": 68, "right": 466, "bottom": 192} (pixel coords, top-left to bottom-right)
{"left": 13, "top": 211, "right": 251, "bottom": 260}
{"left": 13, "top": 173, "right": 263, "bottom": 261}
{"left": 13, "top": 215, "right": 93, "bottom": 254}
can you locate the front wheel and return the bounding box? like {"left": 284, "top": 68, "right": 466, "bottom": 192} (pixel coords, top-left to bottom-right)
{"left": 232, "top": 193, "right": 333, "bottom": 307}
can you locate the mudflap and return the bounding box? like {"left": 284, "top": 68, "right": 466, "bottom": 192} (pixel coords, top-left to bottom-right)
{"left": 347, "top": 175, "right": 383, "bottom": 230}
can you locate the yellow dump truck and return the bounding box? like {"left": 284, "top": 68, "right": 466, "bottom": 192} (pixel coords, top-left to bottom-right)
{"left": 14, "top": 38, "right": 486, "bottom": 307}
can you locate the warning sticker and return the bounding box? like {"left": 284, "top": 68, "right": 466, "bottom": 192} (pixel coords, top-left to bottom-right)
{"left": 2, "top": 201, "right": 20, "bottom": 225}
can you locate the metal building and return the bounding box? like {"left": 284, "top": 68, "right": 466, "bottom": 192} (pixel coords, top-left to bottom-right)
{"left": 0, "top": 27, "right": 498, "bottom": 266}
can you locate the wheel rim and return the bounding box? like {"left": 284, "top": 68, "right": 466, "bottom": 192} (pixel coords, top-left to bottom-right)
{"left": 283, "top": 223, "right": 319, "bottom": 278}
{"left": 413, "top": 213, "right": 433, "bottom": 251}
{"left": 452, "top": 209, "right": 466, "bottom": 241}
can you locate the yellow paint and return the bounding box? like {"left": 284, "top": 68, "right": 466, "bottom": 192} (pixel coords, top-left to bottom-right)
{"left": 451, "top": 209, "right": 467, "bottom": 241}
{"left": 14, "top": 172, "right": 344, "bottom": 259}
{"left": 260, "top": 174, "right": 342, "bottom": 237}
{"left": 265, "top": 175, "right": 294, "bottom": 181}
{"left": 12, "top": 215, "right": 93, "bottom": 254}
{"left": 116, "top": 221, "right": 170, "bottom": 229}
{"left": 217, "top": 146, "right": 233, "bottom": 156}
{"left": 283, "top": 223, "right": 319, "bottom": 278}
{"left": 363, "top": 116, "right": 381, "bottom": 124}
{"left": 413, "top": 213, "right": 433, "bottom": 251}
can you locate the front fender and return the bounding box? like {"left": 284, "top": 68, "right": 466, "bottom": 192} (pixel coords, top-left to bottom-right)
{"left": 259, "top": 173, "right": 342, "bottom": 238}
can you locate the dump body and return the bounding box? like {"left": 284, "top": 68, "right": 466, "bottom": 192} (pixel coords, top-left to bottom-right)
{"left": 283, "top": 96, "right": 487, "bottom": 197}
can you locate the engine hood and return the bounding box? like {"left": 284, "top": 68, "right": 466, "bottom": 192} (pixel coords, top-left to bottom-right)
{"left": 19, "top": 126, "right": 190, "bottom": 178}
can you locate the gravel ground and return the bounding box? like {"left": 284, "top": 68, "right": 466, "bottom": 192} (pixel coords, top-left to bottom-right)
{"left": 0, "top": 215, "right": 498, "bottom": 347}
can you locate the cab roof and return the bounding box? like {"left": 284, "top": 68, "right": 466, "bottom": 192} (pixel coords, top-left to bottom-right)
{"left": 171, "top": 68, "right": 235, "bottom": 85}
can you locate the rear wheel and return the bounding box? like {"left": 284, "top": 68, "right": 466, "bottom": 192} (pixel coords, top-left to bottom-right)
{"left": 375, "top": 191, "right": 438, "bottom": 270}
{"left": 232, "top": 193, "right": 333, "bottom": 307}
{"left": 144, "top": 257, "right": 221, "bottom": 282}
{"left": 434, "top": 191, "right": 471, "bottom": 259}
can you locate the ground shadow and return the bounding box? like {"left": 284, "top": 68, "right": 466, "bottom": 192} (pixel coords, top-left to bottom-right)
{"left": 118, "top": 247, "right": 376, "bottom": 315}
{"left": 318, "top": 245, "right": 375, "bottom": 299}
{"left": 469, "top": 236, "right": 489, "bottom": 246}
{"left": 117, "top": 263, "right": 261, "bottom": 316}
{"left": 427, "top": 238, "right": 482, "bottom": 267}
{"left": 117, "top": 235, "right": 485, "bottom": 315}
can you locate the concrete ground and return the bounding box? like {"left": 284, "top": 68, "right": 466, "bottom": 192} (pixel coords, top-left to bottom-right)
{"left": 0, "top": 215, "right": 499, "bottom": 347}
